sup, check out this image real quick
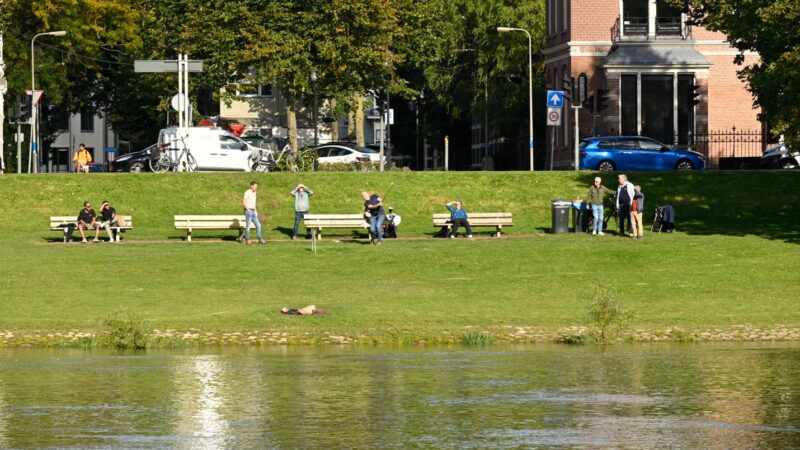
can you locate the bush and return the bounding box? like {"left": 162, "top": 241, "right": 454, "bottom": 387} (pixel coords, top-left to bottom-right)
{"left": 460, "top": 329, "right": 494, "bottom": 346}
{"left": 587, "top": 282, "right": 633, "bottom": 345}
{"left": 102, "top": 311, "right": 150, "bottom": 349}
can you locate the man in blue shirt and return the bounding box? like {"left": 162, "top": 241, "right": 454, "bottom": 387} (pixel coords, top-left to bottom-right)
{"left": 446, "top": 201, "right": 473, "bottom": 239}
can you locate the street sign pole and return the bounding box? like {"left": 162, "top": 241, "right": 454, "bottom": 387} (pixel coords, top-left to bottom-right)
{"left": 546, "top": 90, "right": 565, "bottom": 171}
{"left": 573, "top": 105, "right": 582, "bottom": 171}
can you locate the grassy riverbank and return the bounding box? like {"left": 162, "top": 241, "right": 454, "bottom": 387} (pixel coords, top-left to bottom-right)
{"left": 0, "top": 171, "right": 798, "bottom": 346}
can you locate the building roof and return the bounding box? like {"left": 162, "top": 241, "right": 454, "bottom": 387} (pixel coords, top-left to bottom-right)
{"left": 602, "top": 44, "right": 711, "bottom": 68}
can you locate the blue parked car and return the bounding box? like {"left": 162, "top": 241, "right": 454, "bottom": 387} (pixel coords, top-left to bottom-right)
{"left": 579, "top": 136, "right": 706, "bottom": 171}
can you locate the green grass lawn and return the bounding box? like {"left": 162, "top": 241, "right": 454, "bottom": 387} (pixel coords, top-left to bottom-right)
{"left": 0, "top": 171, "right": 798, "bottom": 342}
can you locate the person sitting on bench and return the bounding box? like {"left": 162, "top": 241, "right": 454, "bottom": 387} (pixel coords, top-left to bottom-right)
{"left": 77, "top": 201, "right": 101, "bottom": 243}
{"left": 446, "top": 200, "right": 473, "bottom": 239}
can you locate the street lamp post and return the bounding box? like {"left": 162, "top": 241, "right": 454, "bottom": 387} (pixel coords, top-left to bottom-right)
{"left": 30, "top": 30, "right": 67, "bottom": 173}
{"left": 497, "top": 26, "right": 534, "bottom": 171}
{"left": 311, "top": 71, "right": 319, "bottom": 148}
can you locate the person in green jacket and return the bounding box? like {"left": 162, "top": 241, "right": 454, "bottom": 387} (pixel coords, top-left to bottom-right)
{"left": 291, "top": 184, "right": 314, "bottom": 240}
{"left": 588, "top": 177, "right": 614, "bottom": 235}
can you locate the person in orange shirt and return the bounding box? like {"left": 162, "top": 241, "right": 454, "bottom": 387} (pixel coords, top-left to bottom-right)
{"left": 73, "top": 143, "right": 92, "bottom": 173}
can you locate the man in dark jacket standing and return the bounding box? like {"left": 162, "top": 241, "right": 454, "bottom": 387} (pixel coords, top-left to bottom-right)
{"left": 615, "top": 174, "right": 635, "bottom": 237}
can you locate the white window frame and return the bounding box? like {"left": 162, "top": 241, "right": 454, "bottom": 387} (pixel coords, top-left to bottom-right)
{"left": 237, "top": 84, "right": 273, "bottom": 98}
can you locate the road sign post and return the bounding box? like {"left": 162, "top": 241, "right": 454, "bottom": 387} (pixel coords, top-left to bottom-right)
{"left": 135, "top": 57, "right": 203, "bottom": 128}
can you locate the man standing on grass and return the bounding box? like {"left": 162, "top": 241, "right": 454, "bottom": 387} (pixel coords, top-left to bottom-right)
{"left": 588, "top": 177, "right": 614, "bottom": 236}
{"left": 616, "top": 174, "right": 635, "bottom": 237}
{"left": 77, "top": 201, "right": 101, "bottom": 243}
{"left": 242, "top": 181, "right": 265, "bottom": 245}
{"left": 290, "top": 183, "right": 314, "bottom": 240}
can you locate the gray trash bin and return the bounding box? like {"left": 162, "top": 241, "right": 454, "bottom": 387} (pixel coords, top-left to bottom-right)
{"left": 551, "top": 200, "right": 571, "bottom": 234}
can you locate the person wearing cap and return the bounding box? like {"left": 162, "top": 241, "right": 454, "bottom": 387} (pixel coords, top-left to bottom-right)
{"left": 290, "top": 183, "right": 314, "bottom": 240}
{"left": 446, "top": 200, "right": 472, "bottom": 238}
{"left": 587, "top": 176, "right": 614, "bottom": 236}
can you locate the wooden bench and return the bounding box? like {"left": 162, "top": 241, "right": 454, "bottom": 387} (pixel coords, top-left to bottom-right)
{"left": 304, "top": 214, "right": 369, "bottom": 240}
{"left": 50, "top": 215, "right": 133, "bottom": 242}
{"left": 173, "top": 215, "right": 247, "bottom": 242}
{"left": 432, "top": 212, "right": 513, "bottom": 237}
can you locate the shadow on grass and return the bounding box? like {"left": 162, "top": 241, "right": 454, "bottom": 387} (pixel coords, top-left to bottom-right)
{"left": 577, "top": 171, "right": 800, "bottom": 244}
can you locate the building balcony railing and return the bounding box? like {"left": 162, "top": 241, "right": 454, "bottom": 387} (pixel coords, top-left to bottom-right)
{"left": 611, "top": 17, "right": 692, "bottom": 42}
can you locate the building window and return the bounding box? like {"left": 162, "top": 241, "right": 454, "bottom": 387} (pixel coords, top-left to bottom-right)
{"left": 80, "top": 106, "right": 95, "bottom": 132}
{"left": 238, "top": 84, "right": 273, "bottom": 97}
{"left": 620, "top": 74, "right": 638, "bottom": 136}
{"left": 641, "top": 74, "right": 674, "bottom": 143}
{"left": 677, "top": 74, "right": 695, "bottom": 145}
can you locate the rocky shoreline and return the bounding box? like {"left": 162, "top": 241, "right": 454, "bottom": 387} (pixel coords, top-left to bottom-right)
{"left": 1, "top": 324, "right": 799, "bottom": 348}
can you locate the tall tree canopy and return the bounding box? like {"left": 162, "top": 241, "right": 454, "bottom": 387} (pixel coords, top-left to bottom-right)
{"left": 682, "top": 0, "right": 800, "bottom": 146}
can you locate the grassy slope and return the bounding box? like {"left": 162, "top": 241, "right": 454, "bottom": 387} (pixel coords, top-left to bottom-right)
{"left": 0, "top": 171, "right": 798, "bottom": 338}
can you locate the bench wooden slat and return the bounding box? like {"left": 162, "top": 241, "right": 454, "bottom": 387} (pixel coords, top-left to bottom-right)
{"left": 174, "top": 215, "right": 245, "bottom": 221}
{"left": 304, "top": 214, "right": 364, "bottom": 220}
{"left": 173, "top": 222, "right": 245, "bottom": 228}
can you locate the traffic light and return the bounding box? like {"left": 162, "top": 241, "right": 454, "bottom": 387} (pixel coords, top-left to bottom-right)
{"left": 561, "top": 76, "right": 574, "bottom": 102}
{"left": 596, "top": 88, "right": 610, "bottom": 112}
{"left": 197, "top": 86, "right": 213, "bottom": 116}
{"left": 578, "top": 73, "right": 588, "bottom": 104}
{"left": 18, "top": 94, "right": 32, "bottom": 121}
{"left": 688, "top": 84, "right": 701, "bottom": 107}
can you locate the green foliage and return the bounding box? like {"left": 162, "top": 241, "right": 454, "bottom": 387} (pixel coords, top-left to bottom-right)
{"left": 102, "top": 311, "right": 150, "bottom": 350}
{"left": 680, "top": 0, "right": 800, "bottom": 147}
{"left": 587, "top": 282, "right": 633, "bottom": 345}
{"left": 275, "top": 148, "right": 317, "bottom": 172}
{"left": 460, "top": 330, "right": 494, "bottom": 346}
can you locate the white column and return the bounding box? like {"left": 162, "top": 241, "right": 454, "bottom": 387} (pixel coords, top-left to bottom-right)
{"left": 673, "top": 72, "right": 679, "bottom": 145}
{"left": 648, "top": 0, "right": 657, "bottom": 38}
{"left": 636, "top": 72, "right": 642, "bottom": 135}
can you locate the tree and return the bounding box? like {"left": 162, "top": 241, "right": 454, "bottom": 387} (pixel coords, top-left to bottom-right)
{"left": 1, "top": 0, "right": 142, "bottom": 167}
{"left": 681, "top": 0, "right": 800, "bottom": 146}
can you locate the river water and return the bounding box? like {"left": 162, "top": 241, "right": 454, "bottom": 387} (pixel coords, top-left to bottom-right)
{"left": 0, "top": 343, "right": 797, "bottom": 448}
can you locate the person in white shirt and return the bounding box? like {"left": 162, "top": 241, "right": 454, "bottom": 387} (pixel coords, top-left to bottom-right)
{"left": 242, "top": 181, "right": 265, "bottom": 245}
{"left": 615, "top": 174, "right": 635, "bottom": 237}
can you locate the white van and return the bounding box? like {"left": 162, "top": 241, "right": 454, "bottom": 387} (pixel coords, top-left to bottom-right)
{"left": 157, "top": 127, "right": 267, "bottom": 172}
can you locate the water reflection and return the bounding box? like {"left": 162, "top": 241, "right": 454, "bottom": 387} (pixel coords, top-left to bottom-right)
{"left": 0, "top": 344, "right": 796, "bottom": 448}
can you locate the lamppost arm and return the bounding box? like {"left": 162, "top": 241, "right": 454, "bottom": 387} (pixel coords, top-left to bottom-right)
{"left": 497, "top": 26, "right": 534, "bottom": 171}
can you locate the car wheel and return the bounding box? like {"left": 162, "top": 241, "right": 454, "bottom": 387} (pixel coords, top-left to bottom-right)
{"left": 676, "top": 160, "right": 694, "bottom": 170}
{"left": 597, "top": 160, "right": 615, "bottom": 171}
{"left": 128, "top": 161, "right": 145, "bottom": 173}
{"left": 780, "top": 159, "right": 799, "bottom": 169}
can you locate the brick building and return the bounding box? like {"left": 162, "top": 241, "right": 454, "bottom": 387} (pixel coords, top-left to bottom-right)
{"left": 544, "top": 0, "right": 763, "bottom": 169}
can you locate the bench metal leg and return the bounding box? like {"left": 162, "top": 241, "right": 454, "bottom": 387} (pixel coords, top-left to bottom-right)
{"left": 317, "top": 228, "right": 322, "bottom": 241}
{"left": 63, "top": 230, "right": 68, "bottom": 243}
{"left": 187, "top": 229, "right": 192, "bottom": 242}
{"left": 496, "top": 226, "right": 502, "bottom": 238}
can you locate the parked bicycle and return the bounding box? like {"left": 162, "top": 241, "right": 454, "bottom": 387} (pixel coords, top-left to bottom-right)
{"left": 253, "top": 143, "right": 315, "bottom": 172}
{"left": 149, "top": 136, "right": 198, "bottom": 172}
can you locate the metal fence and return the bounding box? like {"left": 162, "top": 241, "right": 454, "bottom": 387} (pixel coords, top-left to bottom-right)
{"left": 692, "top": 130, "right": 771, "bottom": 169}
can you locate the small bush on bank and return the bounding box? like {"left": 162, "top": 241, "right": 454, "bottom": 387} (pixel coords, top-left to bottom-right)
{"left": 102, "top": 311, "right": 150, "bottom": 350}
{"left": 460, "top": 329, "right": 494, "bottom": 346}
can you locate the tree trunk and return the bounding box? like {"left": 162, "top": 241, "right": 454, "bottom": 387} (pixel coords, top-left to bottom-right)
{"left": 329, "top": 98, "right": 339, "bottom": 141}
{"left": 354, "top": 92, "right": 365, "bottom": 148}
{"left": 347, "top": 110, "right": 355, "bottom": 141}
{"left": 286, "top": 83, "right": 298, "bottom": 153}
